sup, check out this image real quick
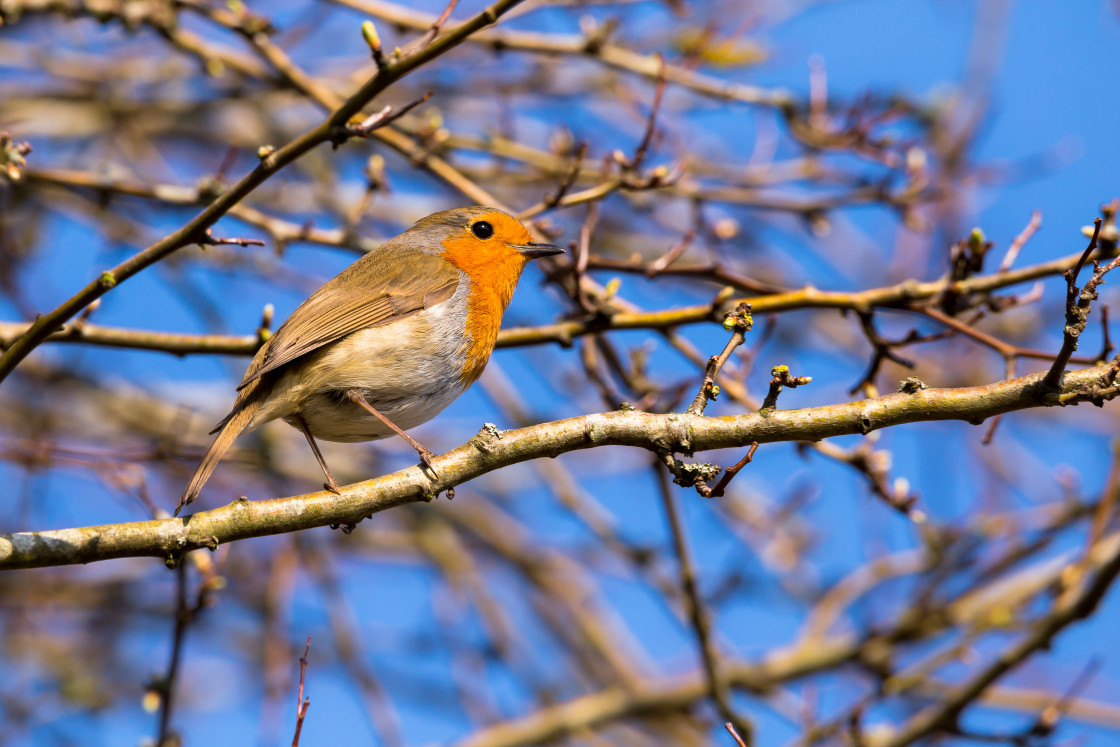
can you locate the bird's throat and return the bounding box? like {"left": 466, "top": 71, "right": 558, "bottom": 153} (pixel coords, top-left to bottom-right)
{"left": 440, "top": 238, "right": 528, "bottom": 385}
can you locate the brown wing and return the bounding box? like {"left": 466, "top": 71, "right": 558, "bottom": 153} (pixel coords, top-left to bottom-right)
{"left": 237, "top": 246, "right": 460, "bottom": 390}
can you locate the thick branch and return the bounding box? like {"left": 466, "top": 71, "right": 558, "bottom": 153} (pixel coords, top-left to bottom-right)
{"left": 2, "top": 361, "right": 1117, "bottom": 571}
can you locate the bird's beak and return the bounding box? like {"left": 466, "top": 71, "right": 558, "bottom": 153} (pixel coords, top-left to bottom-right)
{"left": 515, "top": 242, "right": 565, "bottom": 259}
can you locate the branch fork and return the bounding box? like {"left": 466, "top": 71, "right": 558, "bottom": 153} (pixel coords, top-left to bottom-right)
{"left": 1043, "top": 217, "right": 1118, "bottom": 392}
{"left": 686, "top": 302, "right": 753, "bottom": 417}
{"left": 761, "top": 365, "right": 812, "bottom": 412}
{"left": 333, "top": 90, "right": 435, "bottom": 147}
{"left": 665, "top": 303, "right": 760, "bottom": 498}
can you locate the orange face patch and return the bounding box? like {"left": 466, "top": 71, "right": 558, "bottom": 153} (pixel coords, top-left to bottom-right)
{"left": 440, "top": 211, "right": 536, "bottom": 384}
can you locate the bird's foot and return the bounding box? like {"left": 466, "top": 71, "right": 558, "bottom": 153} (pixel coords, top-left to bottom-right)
{"left": 416, "top": 446, "right": 438, "bottom": 477}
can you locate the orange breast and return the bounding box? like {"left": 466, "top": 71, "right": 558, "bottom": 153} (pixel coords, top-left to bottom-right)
{"left": 439, "top": 213, "right": 532, "bottom": 385}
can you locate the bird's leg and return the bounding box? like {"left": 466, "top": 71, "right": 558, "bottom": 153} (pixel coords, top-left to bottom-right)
{"left": 345, "top": 389, "right": 437, "bottom": 472}
{"left": 293, "top": 414, "right": 342, "bottom": 494}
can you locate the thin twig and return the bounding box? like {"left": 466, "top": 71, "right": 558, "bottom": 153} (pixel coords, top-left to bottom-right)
{"left": 761, "top": 365, "right": 812, "bottom": 412}
{"left": 291, "top": 637, "right": 312, "bottom": 747}
{"left": 707, "top": 444, "right": 759, "bottom": 499}
{"left": 1023, "top": 657, "right": 1102, "bottom": 738}
{"left": 656, "top": 464, "right": 755, "bottom": 743}
{"left": 200, "top": 229, "right": 267, "bottom": 248}
{"left": 849, "top": 310, "right": 915, "bottom": 395}
{"left": 981, "top": 356, "right": 1017, "bottom": 446}
{"left": 1098, "top": 305, "right": 1114, "bottom": 362}
{"left": 571, "top": 199, "right": 600, "bottom": 313}
{"left": 686, "top": 302, "right": 753, "bottom": 416}
{"left": 629, "top": 53, "right": 668, "bottom": 170}
{"left": 725, "top": 721, "right": 749, "bottom": 747}
{"left": 541, "top": 141, "right": 588, "bottom": 210}
{"left": 1044, "top": 218, "right": 1107, "bottom": 390}
{"left": 337, "top": 90, "right": 435, "bottom": 144}
{"left": 156, "top": 563, "right": 188, "bottom": 747}
{"left": 412, "top": 0, "right": 460, "bottom": 52}
{"left": 646, "top": 230, "right": 697, "bottom": 277}
{"left": 997, "top": 209, "right": 1042, "bottom": 272}
{"left": 918, "top": 306, "right": 1098, "bottom": 366}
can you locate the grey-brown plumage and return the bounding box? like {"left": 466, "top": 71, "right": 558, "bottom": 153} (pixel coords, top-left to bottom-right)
{"left": 176, "top": 221, "right": 468, "bottom": 514}
{"left": 175, "top": 207, "right": 561, "bottom": 517}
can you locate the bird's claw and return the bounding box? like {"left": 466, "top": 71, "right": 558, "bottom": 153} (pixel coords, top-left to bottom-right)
{"left": 418, "top": 449, "right": 438, "bottom": 477}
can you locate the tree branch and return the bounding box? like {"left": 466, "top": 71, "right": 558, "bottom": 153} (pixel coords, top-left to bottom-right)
{"left": 2, "top": 360, "right": 1117, "bottom": 570}
{"left": 872, "top": 536, "right": 1120, "bottom": 747}
{"left": 0, "top": 0, "right": 528, "bottom": 385}
{"left": 3, "top": 241, "right": 1115, "bottom": 359}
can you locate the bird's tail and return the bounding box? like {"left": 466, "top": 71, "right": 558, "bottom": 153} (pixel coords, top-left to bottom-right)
{"left": 174, "top": 398, "right": 260, "bottom": 517}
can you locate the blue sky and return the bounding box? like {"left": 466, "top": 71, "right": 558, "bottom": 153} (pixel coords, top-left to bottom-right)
{"left": 2, "top": 1, "right": 1120, "bottom": 745}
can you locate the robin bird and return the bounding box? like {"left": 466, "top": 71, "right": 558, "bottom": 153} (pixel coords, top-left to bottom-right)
{"left": 174, "top": 206, "right": 563, "bottom": 516}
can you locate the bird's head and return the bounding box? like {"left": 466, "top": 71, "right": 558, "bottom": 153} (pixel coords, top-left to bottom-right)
{"left": 411, "top": 207, "right": 563, "bottom": 304}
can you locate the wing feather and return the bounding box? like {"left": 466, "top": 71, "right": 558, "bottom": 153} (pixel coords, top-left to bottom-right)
{"left": 237, "top": 246, "right": 460, "bottom": 390}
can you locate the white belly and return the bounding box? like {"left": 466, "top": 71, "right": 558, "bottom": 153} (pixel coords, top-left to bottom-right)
{"left": 246, "top": 293, "right": 472, "bottom": 442}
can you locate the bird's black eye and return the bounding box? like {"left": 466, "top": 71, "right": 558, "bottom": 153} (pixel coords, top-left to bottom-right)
{"left": 471, "top": 221, "right": 494, "bottom": 240}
